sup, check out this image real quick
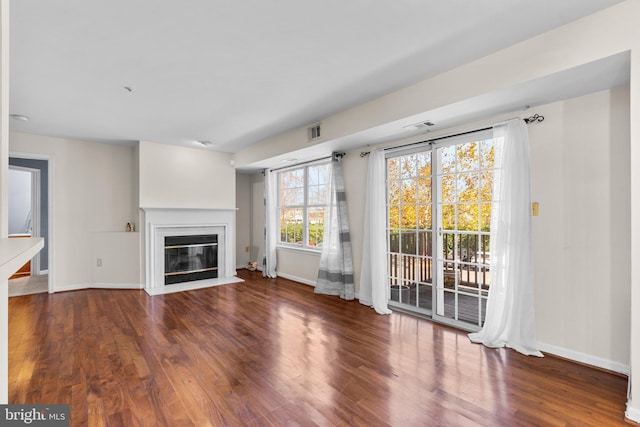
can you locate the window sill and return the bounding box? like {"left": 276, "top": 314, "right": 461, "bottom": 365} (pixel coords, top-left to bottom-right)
{"left": 276, "top": 245, "right": 322, "bottom": 256}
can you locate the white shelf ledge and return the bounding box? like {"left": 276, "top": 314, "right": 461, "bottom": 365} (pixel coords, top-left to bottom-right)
{"left": 0, "top": 237, "right": 44, "bottom": 280}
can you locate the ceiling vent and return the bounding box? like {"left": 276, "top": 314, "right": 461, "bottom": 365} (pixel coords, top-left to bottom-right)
{"left": 404, "top": 121, "right": 435, "bottom": 130}
{"left": 308, "top": 123, "right": 321, "bottom": 141}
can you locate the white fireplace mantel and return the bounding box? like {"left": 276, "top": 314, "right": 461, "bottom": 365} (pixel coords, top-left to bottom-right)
{"left": 140, "top": 207, "right": 242, "bottom": 295}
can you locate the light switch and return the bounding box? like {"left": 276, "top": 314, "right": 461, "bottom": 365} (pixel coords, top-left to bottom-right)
{"left": 532, "top": 202, "right": 539, "bottom": 216}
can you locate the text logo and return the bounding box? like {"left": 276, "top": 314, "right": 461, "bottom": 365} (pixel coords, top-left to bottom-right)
{"left": 0, "top": 405, "right": 69, "bottom": 426}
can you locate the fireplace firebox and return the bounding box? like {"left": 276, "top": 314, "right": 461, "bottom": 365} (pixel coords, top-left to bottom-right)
{"left": 164, "top": 234, "right": 218, "bottom": 285}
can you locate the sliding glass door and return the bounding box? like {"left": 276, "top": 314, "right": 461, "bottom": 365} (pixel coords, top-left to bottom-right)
{"left": 386, "top": 131, "right": 494, "bottom": 329}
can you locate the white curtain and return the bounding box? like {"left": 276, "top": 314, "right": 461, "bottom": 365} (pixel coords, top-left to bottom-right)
{"left": 359, "top": 149, "right": 392, "bottom": 315}
{"left": 468, "top": 119, "right": 542, "bottom": 357}
{"left": 315, "top": 153, "right": 355, "bottom": 299}
{"left": 263, "top": 169, "right": 278, "bottom": 278}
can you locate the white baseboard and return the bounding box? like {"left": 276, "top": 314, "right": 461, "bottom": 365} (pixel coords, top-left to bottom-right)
{"left": 38, "top": 269, "right": 49, "bottom": 275}
{"left": 624, "top": 401, "right": 640, "bottom": 423}
{"left": 537, "top": 341, "right": 630, "bottom": 376}
{"left": 626, "top": 402, "right": 640, "bottom": 423}
{"left": 55, "top": 283, "right": 143, "bottom": 292}
{"left": 276, "top": 272, "right": 316, "bottom": 287}
{"left": 145, "top": 276, "right": 244, "bottom": 296}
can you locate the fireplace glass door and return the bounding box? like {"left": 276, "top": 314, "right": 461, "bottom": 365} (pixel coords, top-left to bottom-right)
{"left": 164, "top": 234, "right": 218, "bottom": 285}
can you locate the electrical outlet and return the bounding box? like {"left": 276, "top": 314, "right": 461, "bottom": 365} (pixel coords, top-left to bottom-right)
{"left": 245, "top": 246, "right": 250, "bottom": 253}
{"left": 97, "top": 258, "right": 102, "bottom": 267}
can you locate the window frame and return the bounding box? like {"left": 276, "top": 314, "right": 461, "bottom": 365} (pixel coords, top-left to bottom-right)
{"left": 276, "top": 160, "right": 331, "bottom": 252}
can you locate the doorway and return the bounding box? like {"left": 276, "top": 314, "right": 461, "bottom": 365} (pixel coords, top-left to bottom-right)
{"left": 8, "top": 156, "right": 50, "bottom": 295}
{"left": 386, "top": 130, "right": 495, "bottom": 330}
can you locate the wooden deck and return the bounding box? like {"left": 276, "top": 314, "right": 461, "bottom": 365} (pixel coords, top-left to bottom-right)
{"left": 391, "top": 282, "right": 487, "bottom": 326}
{"left": 8, "top": 269, "right": 629, "bottom": 426}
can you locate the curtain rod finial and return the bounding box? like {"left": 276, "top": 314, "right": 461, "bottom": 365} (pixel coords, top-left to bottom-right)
{"left": 524, "top": 114, "right": 544, "bottom": 124}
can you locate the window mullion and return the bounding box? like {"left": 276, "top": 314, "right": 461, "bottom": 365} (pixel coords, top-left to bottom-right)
{"left": 303, "top": 166, "right": 309, "bottom": 247}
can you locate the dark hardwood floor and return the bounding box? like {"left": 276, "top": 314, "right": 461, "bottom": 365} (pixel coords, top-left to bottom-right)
{"left": 8, "top": 269, "right": 629, "bottom": 426}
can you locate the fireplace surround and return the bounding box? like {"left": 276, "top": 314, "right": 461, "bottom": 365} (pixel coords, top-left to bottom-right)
{"left": 141, "top": 208, "right": 242, "bottom": 295}
{"left": 164, "top": 234, "right": 218, "bottom": 285}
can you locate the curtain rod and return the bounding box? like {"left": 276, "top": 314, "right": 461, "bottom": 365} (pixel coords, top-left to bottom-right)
{"left": 266, "top": 152, "right": 345, "bottom": 173}
{"left": 359, "top": 114, "right": 544, "bottom": 157}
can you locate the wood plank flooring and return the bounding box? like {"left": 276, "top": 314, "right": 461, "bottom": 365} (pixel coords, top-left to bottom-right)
{"left": 8, "top": 269, "right": 629, "bottom": 426}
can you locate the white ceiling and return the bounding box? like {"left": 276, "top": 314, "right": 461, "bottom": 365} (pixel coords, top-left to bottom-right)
{"left": 9, "top": 0, "right": 625, "bottom": 153}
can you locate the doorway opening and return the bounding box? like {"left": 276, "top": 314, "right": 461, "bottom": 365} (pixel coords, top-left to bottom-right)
{"left": 386, "top": 130, "right": 494, "bottom": 330}
{"left": 8, "top": 156, "right": 51, "bottom": 296}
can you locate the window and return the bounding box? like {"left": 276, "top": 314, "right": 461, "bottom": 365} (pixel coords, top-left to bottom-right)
{"left": 278, "top": 162, "right": 331, "bottom": 249}
{"left": 386, "top": 131, "right": 495, "bottom": 329}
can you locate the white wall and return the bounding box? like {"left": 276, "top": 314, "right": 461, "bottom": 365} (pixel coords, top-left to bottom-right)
{"left": 530, "top": 87, "right": 630, "bottom": 369}
{"left": 91, "top": 232, "right": 140, "bottom": 286}
{"left": 275, "top": 248, "right": 320, "bottom": 285}
{"left": 139, "top": 140, "right": 235, "bottom": 209}
{"left": 9, "top": 133, "right": 139, "bottom": 289}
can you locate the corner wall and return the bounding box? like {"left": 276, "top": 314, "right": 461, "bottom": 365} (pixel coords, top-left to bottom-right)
{"left": 9, "top": 133, "right": 139, "bottom": 289}
{"left": 529, "top": 87, "right": 630, "bottom": 370}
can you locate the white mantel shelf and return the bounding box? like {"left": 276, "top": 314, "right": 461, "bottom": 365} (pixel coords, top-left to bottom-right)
{"left": 0, "top": 237, "right": 44, "bottom": 280}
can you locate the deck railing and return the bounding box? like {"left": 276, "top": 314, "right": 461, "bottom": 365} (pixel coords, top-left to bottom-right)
{"left": 388, "top": 231, "right": 490, "bottom": 290}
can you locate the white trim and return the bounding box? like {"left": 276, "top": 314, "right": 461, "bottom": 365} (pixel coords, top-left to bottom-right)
{"left": 276, "top": 271, "right": 316, "bottom": 287}
{"left": 276, "top": 245, "right": 322, "bottom": 255}
{"left": 145, "top": 276, "right": 244, "bottom": 296}
{"left": 266, "top": 270, "right": 363, "bottom": 299}
{"left": 53, "top": 283, "right": 143, "bottom": 292}
{"left": 30, "top": 168, "right": 40, "bottom": 274}
{"left": 38, "top": 269, "right": 48, "bottom": 275}
{"left": 47, "top": 155, "right": 54, "bottom": 293}
{"left": 537, "top": 341, "right": 630, "bottom": 376}
{"left": 626, "top": 403, "right": 640, "bottom": 423}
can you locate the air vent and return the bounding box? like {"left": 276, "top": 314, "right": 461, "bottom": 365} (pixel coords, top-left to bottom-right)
{"left": 308, "top": 124, "right": 321, "bottom": 141}
{"left": 404, "top": 121, "right": 435, "bottom": 130}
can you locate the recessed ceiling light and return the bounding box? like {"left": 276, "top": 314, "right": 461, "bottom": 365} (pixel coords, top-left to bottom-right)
{"left": 10, "top": 114, "right": 29, "bottom": 122}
